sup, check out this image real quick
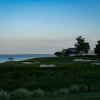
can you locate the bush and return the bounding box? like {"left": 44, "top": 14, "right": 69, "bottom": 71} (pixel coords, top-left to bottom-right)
{"left": 88, "top": 85, "right": 99, "bottom": 92}
{"left": 32, "top": 88, "right": 45, "bottom": 97}
{"left": 45, "top": 91, "right": 52, "bottom": 96}
{"left": 68, "top": 85, "right": 79, "bottom": 94}
{"left": 53, "top": 88, "right": 68, "bottom": 96}
{"left": 79, "top": 84, "right": 88, "bottom": 93}
{"left": 10, "top": 88, "right": 32, "bottom": 100}
{"left": 0, "top": 90, "right": 9, "bottom": 100}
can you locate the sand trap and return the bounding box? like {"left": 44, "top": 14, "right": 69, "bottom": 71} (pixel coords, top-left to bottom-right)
{"left": 73, "top": 59, "right": 84, "bottom": 62}
{"left": 92, "top": 63, "right": 100, "bottom": 65}
{"left": 40, "top": 64, "right": 56, "bottom": 67}
{"left": 73, "top": 59, "right": 99, "bottom": 62}
{"left": 73, "top": 59, "right": 92, "bottom": 62}
{"left": 22, "top": 62, "right": 33, "bottom": 64}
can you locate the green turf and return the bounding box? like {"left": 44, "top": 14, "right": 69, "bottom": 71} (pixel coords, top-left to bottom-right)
{"left": 0, "top": 56, "right": 100, "bottom": 92}
{"left": 20, "top": 92, "right": 100, "bottom": 100}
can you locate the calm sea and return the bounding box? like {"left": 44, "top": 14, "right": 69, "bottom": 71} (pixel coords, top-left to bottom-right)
{"left": 0, "top": 54, "right": 56, "bottom": 63}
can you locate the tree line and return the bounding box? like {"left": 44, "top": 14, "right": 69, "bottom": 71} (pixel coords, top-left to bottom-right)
{"left": 55, "top": 36, "right": 100, "bottom": 57}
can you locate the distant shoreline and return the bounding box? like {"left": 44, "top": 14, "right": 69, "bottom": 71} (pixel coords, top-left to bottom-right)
{"left": 0, "top": 54, "right": 56, "bottom": 63}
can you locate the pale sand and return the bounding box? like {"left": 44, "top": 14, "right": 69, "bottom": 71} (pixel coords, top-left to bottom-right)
{"left": 40, "top": 64, "right": 56, "bottom": 67}
{"left": 22, "top": 62, "right": 33, "bottom": 64}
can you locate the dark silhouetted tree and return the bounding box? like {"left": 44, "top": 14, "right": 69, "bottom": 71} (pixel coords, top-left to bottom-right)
{"left": 83, "top": 42, "right": 90, "bottom": 55}
{"left": 61, "top": 49, "right": 71, "bottom": 57}
{"left": 94, "top": 40, "right": 100, "bottom": 55}
{"left": 61, "top": 49, "right": 66, "bottom": 57}
{"left": 75, "top": 36, "right": 90, "bottom": 55}
{"left": 54, "top": 52, "right": 62, "bottom": 57}
{"left": 65, "top": 49, "right": 71, "bottom": 57}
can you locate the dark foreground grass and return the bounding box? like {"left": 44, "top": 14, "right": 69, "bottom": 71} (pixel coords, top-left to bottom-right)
{"left": 0, "top": 56, "right": 100, "bottom": 91}
{"left": 20, "top": 92, "right": 100, "bottom": 100}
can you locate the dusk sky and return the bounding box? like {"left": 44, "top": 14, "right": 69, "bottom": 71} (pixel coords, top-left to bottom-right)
{"left": 0, "top": 0, "right": 100, "bottom": 54}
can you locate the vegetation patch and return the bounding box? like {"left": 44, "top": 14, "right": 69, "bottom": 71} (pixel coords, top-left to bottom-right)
{"left": 0, "top": 56, "right": 100, "bottom": 99}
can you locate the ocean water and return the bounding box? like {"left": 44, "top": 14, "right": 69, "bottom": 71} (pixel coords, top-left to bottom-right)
{"left": 0, "top": 54, "right": 56, "bottom": 63}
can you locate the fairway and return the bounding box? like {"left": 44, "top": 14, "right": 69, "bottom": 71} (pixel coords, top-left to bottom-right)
{"left": 0, "top": 56, "right": 100, "bottom": 100}
{"left": 21, "top": 92, "right": 100, "bottom": 100}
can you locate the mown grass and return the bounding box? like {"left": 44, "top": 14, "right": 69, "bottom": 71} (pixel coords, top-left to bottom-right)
{"left": 0, "top": 56, "right": 100, "bottom": 92}
{"left": 20, "top": 92, "right": 100, "bottom": 100}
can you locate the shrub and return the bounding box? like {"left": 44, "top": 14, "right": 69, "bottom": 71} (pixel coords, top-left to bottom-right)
{"left": 79, "top": 84, "right": 88, "bottom": 93}
{"left": 68, "top": 85, "right": 79, "bottom": 94}
{"left": 53, "top": 88, "right": 68, "bottom": 96}
{"left": 32, "top": 88, "right": 45, "bottom": 97}
{"left": 10, "top": 88, "right": 32, "bottom": 100}
{"left": 0, "top": 90, "right": 9, "bottom": 100}
{"left": 45, "top": 91, "right": 52, "bottom": 96}
{"left": 88, "top": 85, "right": 99, "bottom": 92}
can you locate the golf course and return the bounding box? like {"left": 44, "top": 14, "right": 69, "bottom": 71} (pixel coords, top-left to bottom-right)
{"left": 0, "top": 55, "right": 100, "bottom": 100}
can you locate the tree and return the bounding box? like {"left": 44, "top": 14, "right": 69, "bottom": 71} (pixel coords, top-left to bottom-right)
{"left": 75, "top": 36, "right": 85, "bottom": 55}
{"left": 61, "top": 49, "right": 67, "bottom": 57}
{"left": 54, "top": 52, "right": 62, "bottom": 57}
{"left": 94, "top": 40, "right": 100, "bottom": 55}
{"left": 83, "top": 42, "right": 90, "bottom": 55}
{"left": 55, "top": 49, "right": 71, "bottom": 57}
{"left": 65, "top": 49, "right": 71, "bottom": 57}
{"left": 75, "top": 36, "right": 90, "bottom": 55}
{"left": 61, "top": 49, "right": 71, "bottom": 57}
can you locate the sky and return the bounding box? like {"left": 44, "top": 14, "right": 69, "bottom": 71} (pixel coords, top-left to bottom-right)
{"left": 0, "top": 0, "right": 100, "bottom": 54}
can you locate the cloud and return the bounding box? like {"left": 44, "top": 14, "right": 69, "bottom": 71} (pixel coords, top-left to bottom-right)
{"left": 0, "top": 39, "right": 75, "bottom": 54}
{"left": 0, "top": 37, "right": 98, "bottom": 54}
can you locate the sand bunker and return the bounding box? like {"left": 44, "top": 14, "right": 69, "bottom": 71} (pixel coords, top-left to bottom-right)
{"left": 40, "top": 64, "right": 56, "bottom": 67}
{"left": 73, "top": 59, "right": 91, "bottom": 62}
{"left": 92, "top": 63, "right": 100, "bottom": 65}
{"left": 73, "top": 59, "right": 99, "bottom": 62}
{"left": 22, "top": 62, "right": 33, "bottom": 64}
